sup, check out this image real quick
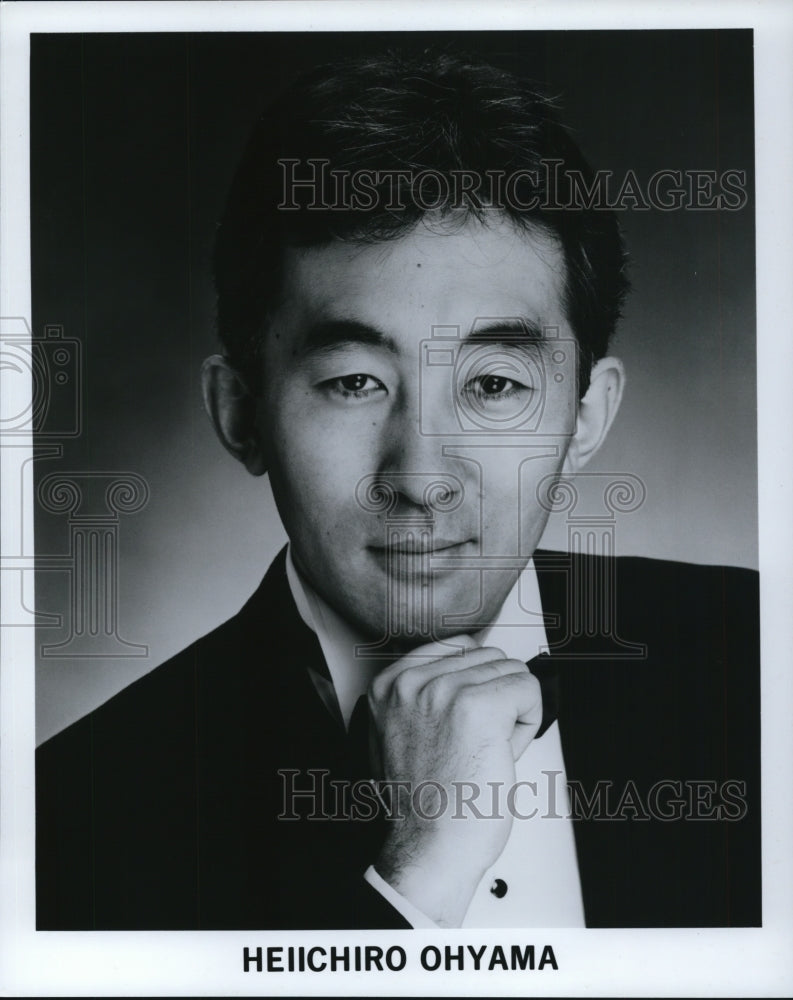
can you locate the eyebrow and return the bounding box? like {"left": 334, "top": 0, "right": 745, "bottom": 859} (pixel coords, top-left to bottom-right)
{"left": 462, "top": 317, "right": 546, "bottom": 344}
{"left": 295, "top": 315, "right": 548, "bottom": 357}
{"left": 296, "top": 319, "right": 399, "bottom": 358}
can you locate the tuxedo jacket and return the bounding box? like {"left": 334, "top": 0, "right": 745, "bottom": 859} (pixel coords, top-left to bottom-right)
{"left": 36, "top": 548, "right": 761, "bottom": 929}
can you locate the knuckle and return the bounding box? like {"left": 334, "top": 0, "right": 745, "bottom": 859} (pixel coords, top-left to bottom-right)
{"left": 391, "top": 670, "right": 414, "bottom": 704}
{"left": 366, "top": 689, "right": 380, "bottom": 717}
{"left": 490, "top": 660, "right": 526, "bottom": 678}
{"left": 451, "top": 685, "right": 480, "bottom": 723}
{"left": 422, "top": 672, "right": 453, "bottom": 712}
{"left": 525, "top": 670, "right": 542, "bottom": 696}
{"left": 369, "top": 674, "right": 387, "bottom": 704}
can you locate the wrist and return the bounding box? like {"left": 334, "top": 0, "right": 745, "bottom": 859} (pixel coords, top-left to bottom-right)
{"left": 375, "top": 836, "right": 486, "bottom": 928}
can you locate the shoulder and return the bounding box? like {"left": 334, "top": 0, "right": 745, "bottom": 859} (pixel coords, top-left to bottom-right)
{"left": 611, "top": 553, "right": 759, "bottom": 656}
{"left": 536, "top": 548, "right": 758, "bottom": 646}
{"left": 606, "top": 552, "right": 758, "bottom": 601}
{"left": 38, "top": 547, "right": 295, "bottom": 756}
{"left": 537, "top": 546, "right": 758, "bottom": 591}
{"left": 537, "top": 549, "right": 760, "bottom": 773}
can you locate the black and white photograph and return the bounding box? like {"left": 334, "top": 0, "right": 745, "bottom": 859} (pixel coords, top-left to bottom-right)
{"left": 1, "top": 1, "right": 791, "bottom": 996}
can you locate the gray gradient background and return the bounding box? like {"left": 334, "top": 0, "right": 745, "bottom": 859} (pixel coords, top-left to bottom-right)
{"left": 32, "top": 30, "right": 757, "bottom": 744}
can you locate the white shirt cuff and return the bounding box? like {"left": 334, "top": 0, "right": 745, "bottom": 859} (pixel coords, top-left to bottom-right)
{"left": 363, "top": 865, "right": 439, "bottom": 929}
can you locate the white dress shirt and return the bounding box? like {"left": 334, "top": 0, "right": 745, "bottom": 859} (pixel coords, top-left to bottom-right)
{"left": 285, "top": 546, "right": 585, "bottom": 928}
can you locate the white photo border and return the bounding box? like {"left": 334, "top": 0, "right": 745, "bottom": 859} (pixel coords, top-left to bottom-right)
{"left": 1, "top": 1, "right": 792, "bottom": 996}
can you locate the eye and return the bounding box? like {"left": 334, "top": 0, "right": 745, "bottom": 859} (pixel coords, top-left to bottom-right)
{"left": 462, "top": 373, "right": 528, "bottom": 400}
{"left": 323, "top": 373, "right": 387, "bottom": 400}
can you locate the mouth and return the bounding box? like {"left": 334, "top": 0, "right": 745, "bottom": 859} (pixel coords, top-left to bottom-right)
{"left": 367, "top": 538, "right": 475, "bottom": 583}
{"left": 372, "top": 538, "right": 471, "bottom": 555}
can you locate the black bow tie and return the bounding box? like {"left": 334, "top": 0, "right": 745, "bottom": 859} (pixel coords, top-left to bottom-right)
{"left": 347, "top": 653, "right": 559, "bottom": 782}
{"left": 530, "top": 651, "right": 560, "bottom": 740}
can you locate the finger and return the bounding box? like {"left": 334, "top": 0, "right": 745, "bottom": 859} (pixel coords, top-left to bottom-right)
{"left": 399, "top": 634, "right": 479, "bottom": 661}
{"left": 370, "top": 642, "right": 506, "bottom": 702}
{"left": 386, "top": 634, "right": 480, "bottom": 673}
{"left": 496, "top": 672, "right": 543, "bottom": 758}
{"left": 510, "top": 715, "right": 543, "bottom": 760}
{"left": 486, "top": 669, "right": 543, "bottom": 727}
{"left": 451, "top": 670, "right": 543, "bottom": 757}
{"left": 419, "top": 657, "right": 530, "bottom": 703}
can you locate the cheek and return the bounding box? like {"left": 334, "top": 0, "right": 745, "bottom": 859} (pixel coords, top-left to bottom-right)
{"left": 271, "top": 443, "right": 343, "bottom": 517}
{"left": 266, "top": 407, "right": 371, "bottom": 524}
{"left": 478, "top": 451, "right": 568, "bottom": 532}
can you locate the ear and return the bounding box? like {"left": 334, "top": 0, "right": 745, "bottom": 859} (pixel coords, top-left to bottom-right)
{"left": 201, "top": 355, "right": 267, "bottom": 476}
{"left": 563, "top": 356, "right": 625, "bottom": 474}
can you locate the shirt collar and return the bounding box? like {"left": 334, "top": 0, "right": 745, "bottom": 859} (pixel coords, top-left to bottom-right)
{"left": 286, "top": 544, "right": 549, "bottom": 730}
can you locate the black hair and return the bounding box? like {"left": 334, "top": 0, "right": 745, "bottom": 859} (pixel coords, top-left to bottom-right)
{"left": 213, "top": 49, "right": 629, "bottom": 396}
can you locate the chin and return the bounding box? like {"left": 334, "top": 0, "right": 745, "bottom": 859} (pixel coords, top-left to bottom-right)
{"left": 348, "top": 603, "right": 480, "bottom": 653}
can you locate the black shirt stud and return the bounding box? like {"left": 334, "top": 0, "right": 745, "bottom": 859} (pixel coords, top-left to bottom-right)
{"left": 490, "top": 878, "right": 508, "bottom": 898}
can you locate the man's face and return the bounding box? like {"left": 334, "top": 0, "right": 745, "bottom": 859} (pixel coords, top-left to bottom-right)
{"left": 257, "top": 214, "right": 580, "bottom": 649}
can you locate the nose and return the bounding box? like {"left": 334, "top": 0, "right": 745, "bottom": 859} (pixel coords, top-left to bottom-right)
{"left": 368, "top": 388, "right": 464, "bottom": 514}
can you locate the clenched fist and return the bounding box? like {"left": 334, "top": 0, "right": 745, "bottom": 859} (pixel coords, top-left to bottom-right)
{"left": 368, "top": 636, "right": 543, "bottom": 926}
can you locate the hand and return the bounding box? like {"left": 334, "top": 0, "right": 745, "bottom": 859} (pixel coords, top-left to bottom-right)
{"left": 368, "top": 636, "right": 543, "bottom": 926}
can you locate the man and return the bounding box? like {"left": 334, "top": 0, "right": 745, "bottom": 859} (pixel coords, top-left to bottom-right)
{"left": 36, "top": 50, "right": 760, "bottom": 930}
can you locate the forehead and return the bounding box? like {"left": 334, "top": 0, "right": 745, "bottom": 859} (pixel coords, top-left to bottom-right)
{"left": 274, "top": 215, "right": 570, "bottom": 340}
